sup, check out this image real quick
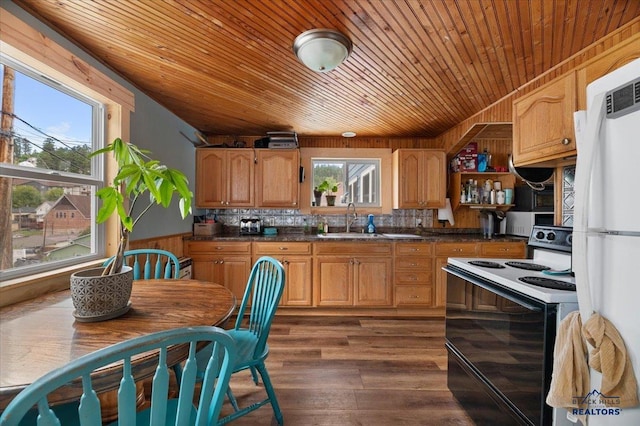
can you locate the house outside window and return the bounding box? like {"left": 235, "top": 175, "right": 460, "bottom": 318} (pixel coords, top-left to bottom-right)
{"left": 0, "top": 56, "right": 104, "bottom": 280}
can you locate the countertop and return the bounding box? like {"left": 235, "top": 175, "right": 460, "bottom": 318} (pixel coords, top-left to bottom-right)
{"left": 186, "top": 228, "right": 527, "bottom": 243}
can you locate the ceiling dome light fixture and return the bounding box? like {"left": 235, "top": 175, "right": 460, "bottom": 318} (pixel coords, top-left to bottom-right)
{"left": 293, "top": 29, "right": 352, "bottom": 73}
{"left": 342, "top": 131, "right": 356, "bottom": 138}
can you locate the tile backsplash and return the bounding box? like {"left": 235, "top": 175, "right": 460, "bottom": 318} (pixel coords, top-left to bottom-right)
{"left": 562, "top": 165, "right": 576, "bottom": 226}
{"left": 202, "top": 208, "right": 434, "bottom": 231}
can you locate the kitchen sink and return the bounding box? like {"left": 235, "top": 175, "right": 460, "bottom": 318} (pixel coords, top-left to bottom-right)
{"left": 381, "top": 233, "right": 424, "bottom": 239}
{"left": 317, "top": 232, "right": 424, "bottom": 239}
{"left": 317, "top": 232, "right": 386, "bottom": 239}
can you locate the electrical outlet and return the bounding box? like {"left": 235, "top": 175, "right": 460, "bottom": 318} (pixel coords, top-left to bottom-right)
{"left": 415, "top": 218, "right": 423, "bottom": 228}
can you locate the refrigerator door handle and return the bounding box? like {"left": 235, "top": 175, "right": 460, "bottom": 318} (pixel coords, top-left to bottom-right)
{"left": 573, "top": 93, "right": 607, "bottom": 318}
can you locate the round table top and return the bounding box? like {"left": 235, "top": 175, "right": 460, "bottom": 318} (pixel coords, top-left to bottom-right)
{"left": 0, "top": 279, "right": 236, "bottom": 409}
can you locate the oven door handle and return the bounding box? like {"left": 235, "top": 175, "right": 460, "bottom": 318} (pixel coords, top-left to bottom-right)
{"left": 445, "top": 267, "right": 543, "bottom": 312}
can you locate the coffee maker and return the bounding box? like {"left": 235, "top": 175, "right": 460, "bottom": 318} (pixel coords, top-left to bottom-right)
{"left": 480, "top": 210, "right": 508, "bottom": 238}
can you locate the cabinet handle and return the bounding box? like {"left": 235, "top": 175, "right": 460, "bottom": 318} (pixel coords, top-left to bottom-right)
{"left": 410, "top": 262, "right": 418, "bottom": 266}
{"left": 279, "top": 247, "right": 288, "bottom": 251}
{"left": 215, "top": 246, "right": 223, "bottom": 250}
{"left": 282, "top": 259, "right": 289, "bottom": 265}
{"left": 561, "top": 137, "right": 571, "bottom": 145}
{"left": 219, "top": 260, "right": 224, "bottom": 264}
{"left": 292, "top": 202, "right": 297, "bottom": 205}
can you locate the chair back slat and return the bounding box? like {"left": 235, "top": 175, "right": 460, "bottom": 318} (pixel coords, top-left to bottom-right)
{"left": 0, "top": 327, "right": 236, "bottom": 426}
{"left": 235, "top": 257, "right": 285, "bottom": 358}
{"left": 78, "top": 374, "right": 101, "bottom": 425}
{"left": 116, "top": 359, "right": 136, "bottom": 425}
{"left": 103, "top": 249, "right": 180, "bottom": 280}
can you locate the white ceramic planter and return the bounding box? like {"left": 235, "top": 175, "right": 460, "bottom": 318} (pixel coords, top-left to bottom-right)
{"left": 70, "top": 266, "right": 133, "bottom": 322}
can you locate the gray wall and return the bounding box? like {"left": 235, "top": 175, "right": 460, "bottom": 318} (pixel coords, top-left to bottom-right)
{"left": 4, "top": 0, "right": 197, "bottom": 240}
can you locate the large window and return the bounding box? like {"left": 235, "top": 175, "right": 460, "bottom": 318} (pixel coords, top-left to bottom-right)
{"left": 0, "top": 56, "right": 104, "bottom": 281}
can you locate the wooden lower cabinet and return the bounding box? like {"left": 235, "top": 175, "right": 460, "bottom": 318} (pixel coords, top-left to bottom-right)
{"left": 434, "top": 241, "right": 526, "bottom": 309}
{"left": 253, "top": 242, "right": 312, "bottom": 306}
{"left": 434, "top": 242, "right": 478, "bottom": 308}
{"left": 185, "top": 241, "right": 252, "bottom": 303}
{"left": 313, "top": 242, "right": 393, "bottom": 307}
{"left": 394, "top": 242, "right": 434, "bottom": 307}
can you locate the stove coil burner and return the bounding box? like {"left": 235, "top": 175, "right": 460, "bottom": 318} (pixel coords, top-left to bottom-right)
{"left": 505, "top": 261, "right": 551, "bottom": 272}
{"left": 518, "top": 276, "right": 576, "bottom": 291}
{"left": 468, "top": 260, "right": 505, "bottom": 269}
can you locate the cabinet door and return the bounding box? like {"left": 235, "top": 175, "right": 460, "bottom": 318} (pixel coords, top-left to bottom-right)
{"left": 513, "top": 72, "right": 577, "bottom": 166}
{"left": 355, "top": 257, "right": 392, "bottom": 306}
{"left": 218, "top": 256, "right": 252, "bottom": 303}
{"left": 227, "top": 150, "right": 254, "bottom": 207}
{"left": 434, "top": 257, "right": 449, "bottom": 308}
{"left": 256, "top": 150, "right": 299, "bottom": 208}
{"left": 281, "top": 257, "right": 312, "bottom": 306}
{"left": 423, "top": 151, "right": 446, "bottom": 208}
{"left": 195, "top": 150, "right": 226, "bottom": 207}
{"left": 395, "top": 150, "right": 423, "bottom": 208}
{"left": 314, "top": 257, "right": 353, "bottom": 306}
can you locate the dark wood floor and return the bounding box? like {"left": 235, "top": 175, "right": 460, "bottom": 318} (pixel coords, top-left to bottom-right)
{"left": 217, "top": 315, "right": 475, "bottom": 425}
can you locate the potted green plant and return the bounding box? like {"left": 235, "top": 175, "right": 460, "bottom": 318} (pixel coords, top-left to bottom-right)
{"left": 69, "top": 138, "right": 192, "bottom": 321}
{"left": 318, "top": 178, "right": 339, "bottom": 206}
{"left": 313, "top": 186, "right": 323, "bottom": 206}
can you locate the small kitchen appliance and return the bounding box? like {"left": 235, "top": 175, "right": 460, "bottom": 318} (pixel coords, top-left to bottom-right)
{"left": 240, "top": 218, "right": 261, "bottom": 235}
{"left": 444, "top": 225, "right": 577, "bottom": 425}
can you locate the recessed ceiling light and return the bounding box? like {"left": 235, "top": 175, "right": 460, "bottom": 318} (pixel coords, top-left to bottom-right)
{"left": 342, "top": 131, "right": 356, "bottom": 138}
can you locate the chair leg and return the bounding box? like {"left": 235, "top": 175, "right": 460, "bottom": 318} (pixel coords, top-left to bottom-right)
{"left": 250, "top": 366, "right": 259, "bottom": 385}
{"left": 226, "top": 386, "right": 240, "bottom": 412}
{"left": 255, "top": 362, "right": 283, "bottom": 426}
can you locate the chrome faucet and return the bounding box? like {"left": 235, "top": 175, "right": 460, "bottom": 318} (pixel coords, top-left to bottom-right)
{"left": 346, "top": 202, "right": 358, "bottom": 233}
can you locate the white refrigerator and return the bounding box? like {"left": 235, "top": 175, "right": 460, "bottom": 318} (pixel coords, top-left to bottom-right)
{"left": 573, "top": 57, "right": 640, "bottom": 425}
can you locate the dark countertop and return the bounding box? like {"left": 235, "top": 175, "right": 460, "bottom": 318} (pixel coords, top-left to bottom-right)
{"left": 186, "top": 228, "right": 527, "bottom": 243}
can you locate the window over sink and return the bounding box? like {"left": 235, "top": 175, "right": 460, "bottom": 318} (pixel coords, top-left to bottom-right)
{"left": 311, "top": 158, "right": 381, "bottom": 207}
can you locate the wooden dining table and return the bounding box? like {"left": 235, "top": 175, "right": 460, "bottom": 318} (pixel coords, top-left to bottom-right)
{"left": 0, "top": 278, "right": 236, "bottom": 411}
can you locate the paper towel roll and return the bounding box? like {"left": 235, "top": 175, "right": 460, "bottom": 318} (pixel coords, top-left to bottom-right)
{"left": 437, "top": 198, "right": 455, "bottom": 226}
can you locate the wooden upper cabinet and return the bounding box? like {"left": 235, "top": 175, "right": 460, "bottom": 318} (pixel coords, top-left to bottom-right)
{"left": 393, "top": 149, "right": 446, "bottom": 209}
{"left": 195, "top": 148, "right": 254, "bottom": 208}
{"left": 512, "top": 72, "right": 577, "bottom": 166}
{"left": 577, "top": 34, "right": 640, "bottom": 110}
{"left": 255, "top": 149, "right": 299, "bottom": 208}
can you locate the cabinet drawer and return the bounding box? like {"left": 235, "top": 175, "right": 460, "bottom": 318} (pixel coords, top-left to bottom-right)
{"left": 395, "top": 271, "right": 432, "bottom": 286}
{"left": 395, "top": 242, "right": 433, "bottom": 256}
{"left": 435, "top": 242, "right": 478, "bottom": 257}
{"left": 395, "top": 286, "right": 433, "bottom": 306}
{"left": 186, "top": 241, "right": 252, "bottom": 255}
{"left": 314, "top": 242, "right": 392, "bottom": 256}
{"left": 395, "top": 258, "right": 432, "bottom": 270}
{"left": 480, "top": 243, "right": 526, "bottom": 258}
{"left": 253, "top": 242, "right": 311, "bottom": 255}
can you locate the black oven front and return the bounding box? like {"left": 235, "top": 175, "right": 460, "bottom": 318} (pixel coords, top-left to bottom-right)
{"left": 444, "top": 265, "right": 557, "bottom": 426}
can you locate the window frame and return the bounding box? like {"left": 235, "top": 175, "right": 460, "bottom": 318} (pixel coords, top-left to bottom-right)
{"left": 0, "top": 7, "right": 134, "bottom": 305}
{"left": 0, "top": 54, "right": 106, "bottom": 281}
{"left": 299, "top": 148, "right": 393, "bottom": 215}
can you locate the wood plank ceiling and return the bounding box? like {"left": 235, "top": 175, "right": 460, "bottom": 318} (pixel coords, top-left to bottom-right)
{"left": 12, "top": 0, "right": 640, "bottom": 138}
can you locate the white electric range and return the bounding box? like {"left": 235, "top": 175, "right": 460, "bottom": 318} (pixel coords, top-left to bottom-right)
{"left": 447, "top": 225, "right": 577, "bottom": 304}
{"left": 444, "top": 225, "right": 578, "bottom": 426}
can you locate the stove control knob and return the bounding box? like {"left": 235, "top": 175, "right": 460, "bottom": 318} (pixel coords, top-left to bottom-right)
{"left": 536, "top": 231, "right": 545, "bottom": 240}
{"left": 547, "top": 232, "right": 556, "bottom": 241}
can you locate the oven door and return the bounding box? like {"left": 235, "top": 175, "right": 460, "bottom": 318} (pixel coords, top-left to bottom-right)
{"left": 444, "top": 265, "right": 557, "bottom": 426}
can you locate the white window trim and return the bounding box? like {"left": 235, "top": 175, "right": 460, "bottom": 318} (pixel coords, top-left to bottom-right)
{"left": 0, "top": 8, "right": 134, "bottom": 306}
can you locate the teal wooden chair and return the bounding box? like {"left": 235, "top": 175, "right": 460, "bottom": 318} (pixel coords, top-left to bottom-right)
{"left": 103, "top": 249, "right": 180, "bottom": 279}
{"left": 0, "top": 326, "right": 237, "bottom": 426}
{"left": 195, "top": 256, "right": 286, "bottom": 425}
